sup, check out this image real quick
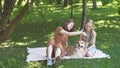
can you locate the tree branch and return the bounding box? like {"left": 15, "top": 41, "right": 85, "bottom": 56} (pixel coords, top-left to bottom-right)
{"left": 10, "top": 0, "right": 34, "bottom": 27}
{"left": 0, "top": 0, "right": 34, "bottom": 43}
{"left": 0, "top": 0, "right": 16, "bottom": 32}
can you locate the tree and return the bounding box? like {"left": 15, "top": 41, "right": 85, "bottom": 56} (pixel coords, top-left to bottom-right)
{"left": 56, "top": 0, "right": 61, "bottom": 4}
{"left": 92, "top": 0, "right": 97, "bottom": 9}
{"left": 70, "top": 0, "right": 73, "bottom": 18}
{"left": 80, "top": 0, "right": 87, "bottom": 30}
{"left": 0, "top": 0, "right": 2, "bottom": 17}
{"left": 64, "top": 0, "right": 68, "bottom": 7}
{"left": 0, "top": 0, "right": 34, "bottom": 44}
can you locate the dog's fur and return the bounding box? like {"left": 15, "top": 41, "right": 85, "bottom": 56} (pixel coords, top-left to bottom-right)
{"left": 64, "top": 41, "right": 87, "bottom": 57}
{"left": 74, "top": 41, "right": 87, "bottom": 57}
{"left": 64, "top": 45, "right": 77, "bottom": 56}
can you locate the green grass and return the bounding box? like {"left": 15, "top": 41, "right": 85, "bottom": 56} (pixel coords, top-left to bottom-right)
{"left": 0, "top": 1, "right": 120, "bottom": 68}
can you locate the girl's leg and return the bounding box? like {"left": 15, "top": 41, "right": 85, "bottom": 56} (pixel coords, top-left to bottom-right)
{"left": 47, "top": 45, "right": 53, "bottom": 66}
{"left": 48, "top": 45, "right": 53, "bottom": 59}
{"left": 86, "top": 45, "right": 96, "bottom": 57}
{"left": 86, "top": 51, "right": 94, "bottom": 57}
{"left": 46, "top": 39, "right": 55, "bottom": 57}
{"left": 57, "top": 43, "right": 65, "bottom": 57}
{"left": 55, "top": 48, "right": 61, "bottom": 58}
{"left": 47, "top": 39, "right": 55, "bottom": 58}
{"left": 47, "top": 39, "right": 55, "bottom": 66}
{"left": 86, "top": 47, "right": 96, "bottom": 57}
{"left": 53, "top": 43, "right": 63, "bottom": 66}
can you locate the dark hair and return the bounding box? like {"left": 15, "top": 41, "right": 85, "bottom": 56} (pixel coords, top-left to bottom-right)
{"left": 63, "top": 19, "right": 75, "bottom": 32}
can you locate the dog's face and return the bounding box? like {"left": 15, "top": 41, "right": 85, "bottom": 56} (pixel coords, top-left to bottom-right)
{"left": 74, "top": 40, "right": 87, "bottom": 57}
{"left": 77, "top": 41, "right": 86, "bottom": 49}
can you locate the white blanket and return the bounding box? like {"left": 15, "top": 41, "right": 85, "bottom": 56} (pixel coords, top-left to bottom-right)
{"left": 26, "top": 47, "right": 110, "bottom": 62}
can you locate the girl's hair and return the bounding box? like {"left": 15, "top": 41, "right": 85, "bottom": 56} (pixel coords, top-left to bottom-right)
{"left": 84, "top": 19, "right": 94, "bottom": 32}
{"left": 83, "top": 19, "right": 95, "bottom": 42}
{"left": 63, "top": 19, "right": 75, "bottom": 32}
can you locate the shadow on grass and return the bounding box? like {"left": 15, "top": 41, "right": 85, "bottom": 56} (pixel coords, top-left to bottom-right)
{"left": 0, "top": 46, "right": 27, "bottom": 68}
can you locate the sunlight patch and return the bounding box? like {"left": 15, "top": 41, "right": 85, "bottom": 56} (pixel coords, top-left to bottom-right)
{"left": 45, "top": 32, "right": 54, "bottom": 39}
{"left": 58, "top": 65, "right": 64, "bottom": 68}
{"left": 0, "top": 39, "right": 37, "bottom": 48}
{"left": 96, "top": 20, "right": 105, "bottom": 27}
{"left": 96, "top": 20, "right": 120, "bottom": 28}
{"left": 16, "top": 42, "right": 27, "bottom": 45}
{"left": 23, "top": 37, "right": 29, "bottom": 40}
{"left": 101, "top": 44, "right": 110, "bottom": 49}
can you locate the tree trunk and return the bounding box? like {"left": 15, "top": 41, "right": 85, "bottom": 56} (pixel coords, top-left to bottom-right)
{"left": 0, "top": 0, "right": 34, "bottom": 44}
{"left": 70, "top": 0, "right": 73, "bottom": 18}
{"left": 64, "top": 0, "right": 68, "bottom": 7}
{"left": 92, "top": 0, "right": 97, "bottom": 9}
{"left": 0, "top": 0, "right": 2, "bottom": 17}
{"left": 0, "top": 0, "right": 16, "bottom": 32}
{"left": 56, "top": 0, "right": 61, "bottom": 4}
{"left": 80, "top": 0, "right": 87, "bottom": 30}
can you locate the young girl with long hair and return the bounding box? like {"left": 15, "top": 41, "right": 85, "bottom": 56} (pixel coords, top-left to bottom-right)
{"left": 80, "top": 19, "right": 97, "bottom": 57}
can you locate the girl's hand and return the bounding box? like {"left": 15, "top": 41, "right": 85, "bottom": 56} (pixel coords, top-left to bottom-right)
{"left": 61, "top": 53, "right": 65, "bottom": 57}
{"left": 82, "top": 32, "right": 87, "bottom": 36}
{"left": 82, "top": 36, "right": 87, "bottom": 41}
{"left": 57, "top": 43, "right": 62, "bottom": 48}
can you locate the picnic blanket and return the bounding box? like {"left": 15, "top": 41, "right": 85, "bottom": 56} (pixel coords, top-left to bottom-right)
{"left": 26, "top": 47, "right": 110, "bottom": 62}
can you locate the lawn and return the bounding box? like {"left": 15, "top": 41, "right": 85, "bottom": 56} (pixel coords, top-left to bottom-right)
{"left": 0, "top": 1, "right": 120, "bottom": 68}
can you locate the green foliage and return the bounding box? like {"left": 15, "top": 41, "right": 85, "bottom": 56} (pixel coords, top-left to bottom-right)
{"left": 116, "top": 0, "right": 120, "bottom": 3}
{"left": 100, "top": 0, "right": 120, "bottom": 15}
{"left": 0, "top": 1, "right": 120, "bottom": 68}
{"left": 73, "top": 0, "right": 81, "bottom": 3}
{"left": 16, "top": 0, "right": 23, "bottom": 7}
{"left": 118, "top": 6, "right": 120, "bottom": 15}
{"left": 101, "top": 0, "right": 113, "bottom": 6}
{"left": 34, "top": 0, "right": 41, "bottom": 6}
{"left": 42, "top": 0, "right": 55, "bottom": 4}
{"left": 116, "top": 0, "right": 120, "bottom": 15}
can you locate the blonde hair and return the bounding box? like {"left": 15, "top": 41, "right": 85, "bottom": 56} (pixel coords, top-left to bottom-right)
{"left": 84, "top": 19, "right": 96, "bottom": 45}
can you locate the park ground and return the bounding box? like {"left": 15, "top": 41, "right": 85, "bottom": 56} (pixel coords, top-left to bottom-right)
{"left": 0, "top": 1, "right": 120, "bottom": 68}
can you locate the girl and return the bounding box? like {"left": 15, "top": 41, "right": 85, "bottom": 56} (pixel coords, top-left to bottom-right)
{"left": 46, "top": 19, "right": 87, "bottom": 66}
{"left": 80, "top": 19, "right": 96, "bottom": 57}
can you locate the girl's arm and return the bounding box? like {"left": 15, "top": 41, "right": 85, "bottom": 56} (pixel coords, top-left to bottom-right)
{"left": 79, "top": 29, "right": 83, "bottom": 41}
{"left": 90, "top": 31, "right": 96, "bottom": 45}
{"left": 80, "top": 34, "right": 83, "bottom": 41}
{"left": 60, "top": 29, "right": 87, "bottom": 36}
{"left": 88, "top": 31, "right": 96, "bottom": 50}
{"left": 79, "top": 29, "right": 87, "bottom": 41}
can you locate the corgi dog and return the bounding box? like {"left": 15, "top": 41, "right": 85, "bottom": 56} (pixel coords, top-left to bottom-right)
{"left": 64, "top": 40, "right": 87, "bottom": 57}
{"left": 74, "top": 41, "right": 87, "bottom": 58}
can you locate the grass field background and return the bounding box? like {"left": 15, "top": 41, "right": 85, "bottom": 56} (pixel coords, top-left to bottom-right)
{"left": 0, "top": 1, "right": 120, "bottom": 68}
